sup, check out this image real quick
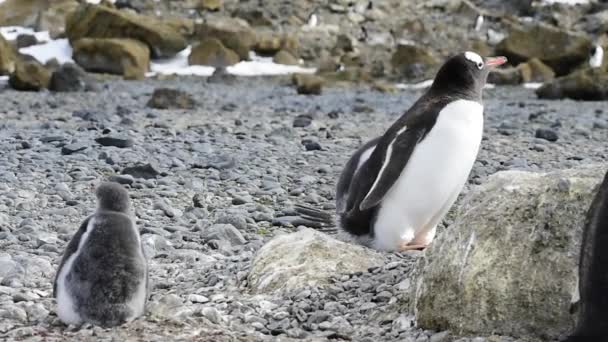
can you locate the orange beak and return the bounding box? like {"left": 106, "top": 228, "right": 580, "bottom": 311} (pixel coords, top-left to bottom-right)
{"left": 485, "top": 56, "right": 508, "bottom": 67}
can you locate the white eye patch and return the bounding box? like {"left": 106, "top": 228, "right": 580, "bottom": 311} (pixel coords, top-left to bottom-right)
{"left": 465, "top": 51, "right": 484, "bottom": 69}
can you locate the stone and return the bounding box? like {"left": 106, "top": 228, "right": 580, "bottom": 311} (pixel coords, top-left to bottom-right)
{"left": 194, "top": 18, "right": 256, "bottom": 61}
{"left": 72, "top": 38, "right": 150, "bottom": 80}
{"left": 66, "top": 3, "right": 187, "bottom": 58}
{"left": 9, "top": 60, "right": 51, "bottom": 91}
{"left": 199, "top": 0, "right": 222, "bottom": 11}
{"left": 535, "top": 128, "right": 559, "bottom": 142}
{"left": 411, "top": 165, "right": 608, "bottom": 339}
{"left": 248, "top": 228, "right": 383, "bottom": 294}
{"left": 496, "top": 23, "right": 592, "bottom": 76}
{"left": 95, "top": 136, "right": 134, "bottom": 148}
{"left": 391, "top": 43, "right": 439, "bottom": 80}
{"left": 0, "top": 0, "right": 47, "bottom": 27}
{"left": 273, "top": 50, "right": 298, "bottom": 65}
{"left": 15, "top": 34, "right": 37, "bottom": 49}
{"left": 188, "top": 38, "right": 240, "bottom": 68}
{"left": 233, "top": 9, "right": 273, "bottom": 27}
{"left": 254, "top": 33, "right": 298, "bottom": 57}
{"left": 487, "top": 67, "right": 523, "bottom": 85}
{"left": 293, "top": 114, "right": 313, "bottom": 128}
{"left": 292, "top": 74, "right": 323, "bottom": 95}
{"left": 0, "top": 34, "right": 16, "bottom": 75}
{"left": 38, "top": 0, "right": 80, "bottom": 38}
{"left": 203, "top": 223, "right": 247, "bottom": 246}
{"left": 536, "top": 68, "right": 608, "bottom": 101}
{"left": 61, "top": 142, "right": 88, "bottom": 155}
{"left": 49, "top": 63, "right": 94, "bottom": 92}
{"left": 147, "top": 88, "right": 196, "bottom": 109}
{"left": 121, "top": 163, "right": 160, "bottom": 179}
{"left": 518, "top": 58, "right": 555, "bottom": 83}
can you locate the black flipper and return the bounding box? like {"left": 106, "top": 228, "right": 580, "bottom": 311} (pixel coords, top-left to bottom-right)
{"left": 566, "top": 170, "right": 608, "bottom": 339}
{"left": 53, "top": 215, "right": 91, "bottom": 298}
{"left": 336, "top": 138, "right": 380, "bottom": 214}
{"left": 293, "top": 204, "right": 337, "bottom": 233}
{"left": 359, "top": 127, "right": 426, "bottom": 211}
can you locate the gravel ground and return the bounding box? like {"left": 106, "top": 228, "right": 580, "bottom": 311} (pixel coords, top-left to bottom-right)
{"left": 0, "top": 76, "right": 606, "bottom": 342}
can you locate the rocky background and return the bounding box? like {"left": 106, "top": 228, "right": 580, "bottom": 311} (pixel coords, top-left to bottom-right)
{"left": 1, "top": 0, "right": 608, "bottom": 342}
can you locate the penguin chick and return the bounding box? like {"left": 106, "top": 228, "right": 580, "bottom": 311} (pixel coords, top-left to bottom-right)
{"left": 54, "top": 182, "right": 147, "bottom": 327}
{"left": 336, "top": 51, "right": 507, "bottom": 252}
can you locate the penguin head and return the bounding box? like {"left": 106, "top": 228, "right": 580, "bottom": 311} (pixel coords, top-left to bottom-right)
{"left": 430, "top": 51, "right": 507, "bottom": 100}
{"left": 96, "top": 182, "right": 131, "bottom": 213}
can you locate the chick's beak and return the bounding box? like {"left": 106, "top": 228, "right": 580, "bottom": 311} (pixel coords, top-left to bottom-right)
{"left": 485, "top": 56, "right": 508, "bottom": 68}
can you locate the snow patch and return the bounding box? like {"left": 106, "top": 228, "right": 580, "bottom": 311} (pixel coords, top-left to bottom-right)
{"left": 396, "top": 80, "right": 433, "bottom": 90}
{"left": 0, "top": 26, "right": 50, "bottom": 42}
{"left": 523, "top": 82, "right": 543, "bottom": 89}
{"left": 540, "top": 0, "right": 589, "bottom": 4}
{"left": 149, "top": 47, "right": 315, "bottom": 77}
{"left": 19, "top": 38, "right": 74, "bottom": 64}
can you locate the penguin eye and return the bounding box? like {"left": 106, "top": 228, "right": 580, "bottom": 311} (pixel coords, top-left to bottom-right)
{"left": 476, "top": 61, "right": 484, "bottom": 69}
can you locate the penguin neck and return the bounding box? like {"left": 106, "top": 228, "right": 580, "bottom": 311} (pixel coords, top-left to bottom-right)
{"left": 425, "top": 85, "right": 482, "bottom": 105}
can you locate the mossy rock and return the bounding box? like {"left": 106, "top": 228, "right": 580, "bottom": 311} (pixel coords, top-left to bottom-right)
{"left": 0, "top": 34, "right": 16, "bottom": 76}
{"left": 487, "top": 67, "right": 523, "bottom": 85}
{"left": 194, "top": 19, "right": 256, "bottom": 61}
{"left": 72, "top": 38, "right": 150, "bottom": 80}
{"left": 188, "top": 38, "right": 240, "bottom": 67}
{"left": 66, "top": 3, "right": 186, "bottom": 58}
{"left": 292, "top": 74, "right": 324, "bottom": 95}
{"left": 536, "top": 68, "right": 608, "bottom": 101}
{"left": 254, "top": 33, "right": 299, "bottom": 57}
{"left": 0, "top": 0, "right": 46, "bottom": 27}
{"left": 9, "top": 60, "right": 51, "bottom": 91}
{"left": 496, "top": 23, "right": 592, "bottom": 76}
{"left": 391, "top": 44, "right": 439, "bottom": 80}
{"left": 518, "top": 58, "right": 555, "bottom": 83}
{"left": 273, "top": 50, "right": 298, "bottom": 65}
{"left": 198, "top": 0, "right": 222, "bottom": 11}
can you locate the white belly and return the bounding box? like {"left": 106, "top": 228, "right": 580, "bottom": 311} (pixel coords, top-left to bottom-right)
{"left": 373, "top": 100, "right": 484, "bottom": 251}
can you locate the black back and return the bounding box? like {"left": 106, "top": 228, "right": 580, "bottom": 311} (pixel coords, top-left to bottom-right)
{"left": 566, "top": 170, "right": 608, "bottom": 340}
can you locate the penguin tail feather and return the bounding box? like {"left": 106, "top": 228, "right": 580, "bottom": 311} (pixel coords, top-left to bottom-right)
{"left": 293, "top": 204, "right": 338, "bottom": 233}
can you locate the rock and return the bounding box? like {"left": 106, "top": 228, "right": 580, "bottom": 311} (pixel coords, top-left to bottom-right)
{"left": 292, "top": 74, "right": 323, "bottom": 95}
{"left": 536, "top": 68, "right": 608, "bottom": 101}
{"left": 61, "top": 142, "right": 88, "bottom": 155}
{"left": 49, "top": 63, "right": 94, "bottom": 92}
{"left": 15, "top": 34, "right": 38, "bottom": 49}
{"left": 302, "top": 139, "right": 322, "bottom": 151}
{"left": 487, "top": 67, "right": 523, "bottom": 85}
{"left": 194, "top": 19, "right": 256, "bottom": 61}
{"left": 496, "top": 23, "right": 592, "bottom": 76}
{"left": 95, "top": 136, "right": 134, "bottom": 148}
{"left": 411, "top": 165, "right": 608, "bottom": 339}
{"left": 248, "top": 228, "right": 383, "bottom": 294}
{"left": 293, "top": 114, "right": 313, "bottom": 128}
{"left": 273, "top": 50, "right": 298, "bottom": 65}
{"left": 188, "top": 38, "right": 240, "bottom": 68}
{"left": 203, "top": 224, "right": 247, "bottom": 246}
{"left": 254, "top": 33, "right": 298, "bottom": 57}
{"left": 0, "top": 34, "right": 16, "bottom": 75}
{"left": 199, "top": 0, "right": 222, "bottom": 11}
{"left": 66, "top": 3, "right": 187, "bottom": 58}
{"left": 147, "top": 88, "right": 196, "bottom": 109}
{"left": 9, "top": 60, "right": 51, "bottom": 91}
{"left": 38, "top": 0, "right": 80, "bottom": 38}
{"left": 535, "top": 128, "right": 559, "bottom": 142}
{"left": 391, "top": 43, "right": 439, "bottom": 80}
{"left": 121, "top": 163, "right": 160, "bottom": 179}
{"left": 0, "top": 0, "right": 46, "bottom": 27}
{"left": 233, "top": 9, "right": 273, "bottom": 27}
{"left": 108, "top": 174, "right": 134, "bottom": 185}
{"left": 72, "top": 38, "right": 150, "bottom": 80}
{"left": 518, "top": 58, "right": 555, "bottom": 83}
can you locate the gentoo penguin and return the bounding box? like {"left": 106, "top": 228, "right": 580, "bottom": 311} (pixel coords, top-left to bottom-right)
{"left": 335, "top": 51, "right": 506, "bottom": 252}
{"left": 306, "top": 8, "right": 318, "bottom": 28}
{"left": 54, "top": 182, "right": 148, "bottom": 327}
{"left": 564, "top": 170, "right": 608, "bottom": 340}
{"left": 589, "top": 45, "right": 603, "bottom": 69}
{"left": 474, "top": 15, "right": 484, "bottom": 32}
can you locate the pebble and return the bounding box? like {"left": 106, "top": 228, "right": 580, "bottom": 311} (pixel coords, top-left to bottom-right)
{"left": 61, "top": 142, "right": 88, "bottom": 155}
{"left": 535, "top": 128, "right": 559, "bottom": 142}
{"left": 293, "top": 114, "right": 313, "bottom": 128}
{"left": 95, "top": 136, "right": 134, "bottom": 148}
{"left": 122, "top": 163, "right": 161, "bottom": 179}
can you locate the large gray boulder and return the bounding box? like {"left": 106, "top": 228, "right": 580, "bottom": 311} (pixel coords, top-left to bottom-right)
{"left": 248, "top": 228, "right": 383, "bottom": 294}
{"left": 411, "top": 165, "right": 608, "bottom": 339}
